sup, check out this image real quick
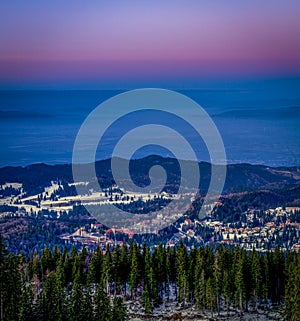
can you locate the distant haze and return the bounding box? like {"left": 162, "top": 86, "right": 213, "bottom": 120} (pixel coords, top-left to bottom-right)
{"left": 0, "top": 88, "right": 299, "bottom": 167}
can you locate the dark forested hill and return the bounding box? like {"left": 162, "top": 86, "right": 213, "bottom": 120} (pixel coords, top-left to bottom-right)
{"left": 0, "top": 156, "right": 299, "bottom": 196}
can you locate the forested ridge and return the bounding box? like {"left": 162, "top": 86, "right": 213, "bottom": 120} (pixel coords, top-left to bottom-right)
{"left": 0, "top": 234, "right": 299, "bottom": 321}
{"left": 1, "top": 156, "right": 299, "bottom": 197}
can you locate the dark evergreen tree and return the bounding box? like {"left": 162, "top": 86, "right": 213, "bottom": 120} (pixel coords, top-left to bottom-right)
{"left": 223, "top": 269, "right": 232, "bottom": 315}
{"left": 119, "top": 244, "right": 129, "bottom": 296}
{"left": 213, "top": 250, "right": 223, "bottom": 314}
{"left": 142, "top": 286, "right": 153, "bottom": 314}
{"left": 69, "top": 273, "right": 85, "bottom": 321}
{"left": 284, "top": 253, "right": 300, "bottom": 321}
{"left": 102, "top": 245, "right": 113, "bottom": 295}
{"left": 19, "top": 283, "right": 35, "bottom": 321}
{"left": 176, "top": 242, "right": 189, "bottom": 304}
{"left": 94, "top": 283, "right": 111, "bottom": 321}
{"left": 205, "top": 277, "right": 217, "bottom": 317}
{"left": 194, "top": 249, "right": 206, "bottom": 309}
{"left": 234, "top": 252, "right": 247, "bottom": 313}
{"left": 112, "top": 297, "right": 127, "bottom": 321}
{"left": 87, "top": 246, "right": 103, "bottom": 284}
{"left": 43, "top": 271, "right": 61, "bottom": 321}
{"left": 82, "top": 283, "right": 93, "bottom": 321}
{"left": 1, "top": 254, "right": 23, "bottom": 320}
{"left": 250, "top": 249, "right": 262, "bottom": 311}
{"left": 129, "top": 243, "right": 140, "bottom": 299}
{"left": 41, "top": 246, "right": 54, "bottom": 277}
{"left": 0, "top": 235, "right": 8, "bottom": 321}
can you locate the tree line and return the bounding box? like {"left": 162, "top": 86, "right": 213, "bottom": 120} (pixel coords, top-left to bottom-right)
{"left": 0, "top": 234, "right": 299, "bottom": 321}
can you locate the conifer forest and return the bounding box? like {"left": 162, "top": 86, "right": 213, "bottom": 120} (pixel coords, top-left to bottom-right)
{"left": 0, "top": 235, "right": 299, "bottom": 321}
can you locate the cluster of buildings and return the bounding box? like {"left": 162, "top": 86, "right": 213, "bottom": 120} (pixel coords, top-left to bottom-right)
{"left": 1, "top": 181, "right": 299, "bottom": 252}
{"left": 58, "top": 206, "right": 300, "bottom": 253}
{"left": 60, "top": 223, "right": 134, "bottom": 249}
{"left": 191, "top": 207, "right": 299, "bottom": 252}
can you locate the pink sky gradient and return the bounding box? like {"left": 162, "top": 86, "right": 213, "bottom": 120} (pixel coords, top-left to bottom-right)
{"left": 1, "top": 1, "right": 300, "bottom": 87}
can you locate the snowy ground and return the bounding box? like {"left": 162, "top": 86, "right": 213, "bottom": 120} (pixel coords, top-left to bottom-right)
{"left": 126, "top": 296, "right": 282, "bottom": 321}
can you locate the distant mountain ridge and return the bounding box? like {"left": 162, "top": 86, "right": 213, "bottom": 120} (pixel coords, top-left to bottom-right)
{"left": 213, "top": 106, "right": 300, "bottom": 119}
{"left": 0, "top": 155, "right": 299, "bottom": 197}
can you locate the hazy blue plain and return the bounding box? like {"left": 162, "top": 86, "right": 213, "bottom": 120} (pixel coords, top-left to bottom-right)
{"left": 0, "top": 82, "right": 299, "bottom": 167}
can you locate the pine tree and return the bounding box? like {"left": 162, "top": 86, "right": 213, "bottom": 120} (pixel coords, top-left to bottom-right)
{"left": 176, "top": 242, "right": 189, "bottom": 305}
{"left": 82, "top": 283, "right": 94, "bottom": 321}
{"left": 19, "top": 283, "right": 35, "bottom": 321}
{"left": 72, "top": 254, "right": 85, "bottom": 286}
{"left": 102, "top": 245, "right": 113, "bottom": 295}
{"left": 79, "top": 246, "right": 88, "bottom": 284}
{"left": 56, "top": 256, "right": 66, "bottom": 321}
{"left": 53, "top": 246, "right": 62, "bottom": 269}
{"left": 129, "top": 243, "right": 140, "bottom": 299}
{"left": 187, "top": 247, "right": 197, "bottom": 302}
{"left": 153, "top": 243, "right": 166, "bottom": 298}
{"left": 69, "top": 246, "right": 78, "bottom": 282}
{"left": 234, "top": 254, "right": 246, "bottom": 313}
{"left": 165, "top": 248, "right": 172, "bottom": 300}
{"left": 1, "top": 254, "right": 23, "bottom": 320}
{"left": 194, "top": 249, "right": 206, "bottom": 309}
{"left": 143, "top": 247, "right": 152, "bottom": 293}
{"left": 69, "top": 273, "right": 85, "bottom": 321}
{"left": 94, "top": 283, "right": 111, "bottom": 321}
{"left": 223, "top": 269, "right": 232, "bottom": 315}
{"left": 34, "top": 289, "right": 45, "bottom": 321}
{"left": 41, "top": 246, "right": 54, "bottom": 277}
{"left": 261, "top": 253, "right": 270, "bottom": 303}
{"left": 30, "top": 249, "right": 42, "bottom": 281}
{"left": 87, "top": 246, "right": 103, "bottom": 284}
{"left": 111, "top": 245, "right": 121, "bottom": 295}
{"left": 284, "top": 253, "right": 300, "bottom": 321}
{"left": 196, "top": 269, "right": 206, "bottom": 310}
{"left": 250, "top": 249, "right": 262, "bottom": 311}
{"left": 0, "top": 234, "right": 8, "bottom": 321}
{"left": 119, "top": 244, "right": 129, "bottom": 296}
{"left": 142, "top": 244, "right": 163, "bottom": 311}
{"left": 150, "top": 265, "right": 160, "bottom": 307}
{"left": 112, "top": 296, "right": 127, "bottom": 321}
{"left": 272, "top": 247, "right": 285, "bottom": 304}
{"left": 205, "top": 276, "right": 217, "bottom": 317}
{"left": 142, "top": 286, "right": 153, "bottom": 314}
{"left": 43, "top": 271, "right": 61, "bottom": 321}
{"left": 213, "top": 250, "right": 223, "bottom": 314}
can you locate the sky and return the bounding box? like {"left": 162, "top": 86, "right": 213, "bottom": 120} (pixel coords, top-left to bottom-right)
{"left": 0, "top": 0, "right": 300, "bottom": 88}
